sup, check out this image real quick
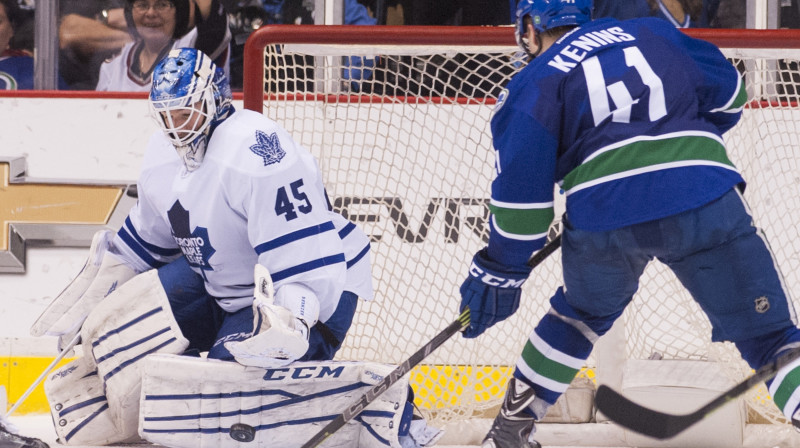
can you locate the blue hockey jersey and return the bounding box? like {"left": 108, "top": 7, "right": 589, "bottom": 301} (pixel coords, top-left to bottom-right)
{"left": 488, "top": 17, "right": 747, "bottom": 266}
{"left": 0, "top": 51, "right": 33, "bottom": 90}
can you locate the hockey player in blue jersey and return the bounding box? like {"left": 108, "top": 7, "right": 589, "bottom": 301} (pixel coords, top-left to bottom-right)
{"left": 458, "top": 1, "right": 800, "bottom": 447}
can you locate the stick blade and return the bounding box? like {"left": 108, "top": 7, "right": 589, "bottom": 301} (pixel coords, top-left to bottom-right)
{"left": 595, "top": 385, "right": 697, "bottom": 440}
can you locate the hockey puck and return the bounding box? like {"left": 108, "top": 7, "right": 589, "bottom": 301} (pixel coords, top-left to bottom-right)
{"left": 230, "top": 423, "right": 256, "bottom": 442}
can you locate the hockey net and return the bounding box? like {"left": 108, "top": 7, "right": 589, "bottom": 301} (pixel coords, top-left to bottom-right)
{"left": 243, "top": 25, "right": 800, "bottom": 441}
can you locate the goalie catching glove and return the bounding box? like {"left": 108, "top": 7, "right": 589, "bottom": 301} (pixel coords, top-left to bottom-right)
{"left": 460, "top": 248, "right": 532, "bottom": 339}
{"left": 226, "top": 264, "right": 320, "bottom": 368}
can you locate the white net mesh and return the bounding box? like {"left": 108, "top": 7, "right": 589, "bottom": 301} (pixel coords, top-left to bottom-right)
{"left": 251, "top": 29, "right": 800, "bottom": 432}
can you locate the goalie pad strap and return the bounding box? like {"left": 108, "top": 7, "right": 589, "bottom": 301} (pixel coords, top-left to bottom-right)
{"left": 315, "top": 321, "right": 340, "bottom": 348}
{"left": 140, "top": 355, "right": 409, "bottom": 448}
{"left": 44, "top": 358, "right": 138, "bottom": 446}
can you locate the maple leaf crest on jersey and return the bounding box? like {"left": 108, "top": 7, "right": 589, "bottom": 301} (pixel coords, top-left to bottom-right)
{"left": 167, "top": 200, "right": 216, "bottom": 270}
{"left": 250, "top": 130, "right": 286, "bottom": 166}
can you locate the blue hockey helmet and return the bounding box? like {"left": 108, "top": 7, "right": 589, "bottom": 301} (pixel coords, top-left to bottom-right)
{"left": 149, "top": 47, "right": 233, "bottom": 171}
{"left": 515, "top": 0, "right": 593, "bottom": 53}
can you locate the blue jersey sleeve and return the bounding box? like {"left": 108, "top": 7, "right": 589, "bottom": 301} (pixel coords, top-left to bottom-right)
{"left": 345, "top": 0, "right": 377, "bottom": 25}
{"left": 487, "top": 82, "right": 559, "bottom": 266}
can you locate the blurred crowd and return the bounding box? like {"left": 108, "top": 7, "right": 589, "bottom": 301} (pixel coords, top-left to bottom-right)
{"left": 0, "top": 0, "right": 798, "bottom": 91}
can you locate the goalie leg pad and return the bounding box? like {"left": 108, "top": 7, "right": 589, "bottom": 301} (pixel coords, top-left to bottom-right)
{"left": 30, "top": 229, "right": 117, "bottom": 337}
{"left": 80, "top": 269, "right": 189, "bottom": 442}
{"left": 139, "top": 354, "right": 410, "bottom": 448}
{"left": 44, "top": 357, "right": 139, "bottom": 445}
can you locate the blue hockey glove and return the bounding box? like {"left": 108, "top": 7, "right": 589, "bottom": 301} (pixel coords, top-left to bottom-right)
{"left": 460, "top": 249, "right": 532, "bottom": 339}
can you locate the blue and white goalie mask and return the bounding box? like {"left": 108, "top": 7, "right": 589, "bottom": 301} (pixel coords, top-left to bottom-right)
{"left": 149, "top": 48, "right": 233, "bottom": 171}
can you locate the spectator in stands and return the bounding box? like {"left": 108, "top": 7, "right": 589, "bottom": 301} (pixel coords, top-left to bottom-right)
{"left": 1, "top": 0, "right": 68, "bottom": 90}
{"left": 711, "top": 0, "right": 744, "bottom": 28}
{"left": 225, "top": 0, "right": 376, "bottom": 30}
{"left": 95, "top": 0, "right": 230, "bottom": 91}
{"left": 59, "top": 1, "right": 133, "bottom": 90}
{"left": 593, "top": 0, "right": 720, "bottom": 28}
{"left": 282, "top": 0, "right": 376, "bottom": 25}
{"left": 593, "top": 0, "right": 651, "bottom": 21}
{"left": 0, "top": 0, "right": 33, "bottom": 89}
{"left": 781, "top": 0, "right": 800, "bottom": 28}
{"left": 361, "top": 0, "right": 512, "bottom": 98}
{"left": 226, "top": 0, "right": 376, "bottom": 90}
{"left": 398, "top": 0, "right": 513, "bottom": 26}
{"left": 8, "top": 0, "right": 31, "bottom": 52}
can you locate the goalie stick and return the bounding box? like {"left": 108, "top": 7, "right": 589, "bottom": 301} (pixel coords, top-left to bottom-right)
{"left": 595, "top": 345, "right": 800, "bottom": 440}
{"left": 298, "top": 233, "right": 563, "bottom": 448}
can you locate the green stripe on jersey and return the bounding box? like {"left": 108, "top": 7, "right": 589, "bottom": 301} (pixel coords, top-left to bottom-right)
{"left": 562, "top": 135, "right": 734, "bottom": 192}
{"left": 489, "top": 204, "right": 554, "bottom": 237}
{"left": 520, "top": 339, "right": 580, "bottom": 385}
{"left": 731, "top": 80, "right": 748, "bottom": 109}
{"left": 771, "top": 365, "right": 800, "bottom": 412}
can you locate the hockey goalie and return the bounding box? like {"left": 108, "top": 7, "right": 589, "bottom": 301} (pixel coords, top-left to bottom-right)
{"left": 25, "top": 47, "right": 441, "bottom": 448}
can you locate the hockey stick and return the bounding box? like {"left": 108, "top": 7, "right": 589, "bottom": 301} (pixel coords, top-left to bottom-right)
{"left": 299, "top": 233, "right": 562, "bottom": 448}
{"left": 595, "top": 345, "right": 800, "bottom": 439}
{"left": 6, "top": 333, "right": 81, "bottom": 417}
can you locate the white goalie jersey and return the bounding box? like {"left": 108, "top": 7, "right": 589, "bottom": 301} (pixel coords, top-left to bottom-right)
{"left": 112, "top": 109, "right": 373, "bottom": 319}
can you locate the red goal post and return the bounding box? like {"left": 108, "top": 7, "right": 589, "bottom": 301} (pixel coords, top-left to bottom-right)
{"left": 242, "top": 25, "right": 800, "bottom": 446}
{"left": 243, "top": 25, "right": 513, "bottom": 110}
